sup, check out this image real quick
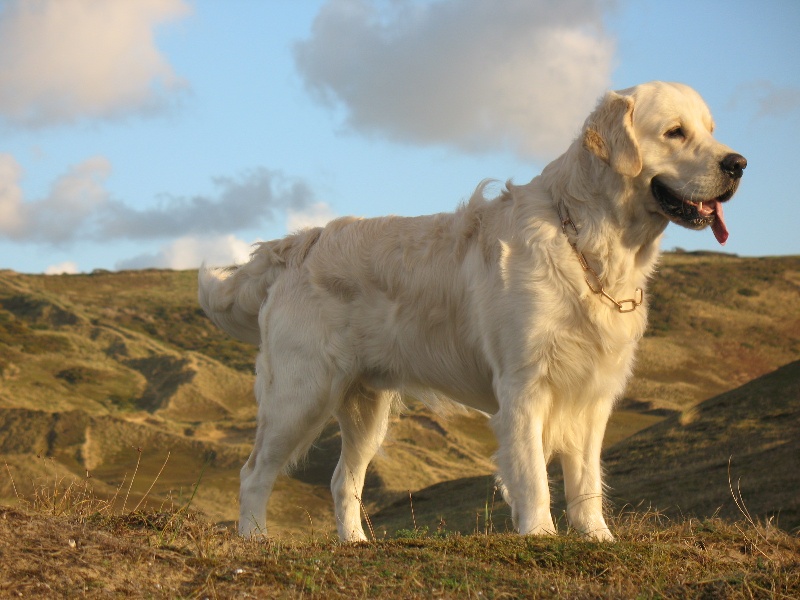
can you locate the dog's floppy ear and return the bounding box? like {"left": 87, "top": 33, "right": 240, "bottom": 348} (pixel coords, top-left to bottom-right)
{"left": 583, "top": 91, "right": 642, "bottom": 178}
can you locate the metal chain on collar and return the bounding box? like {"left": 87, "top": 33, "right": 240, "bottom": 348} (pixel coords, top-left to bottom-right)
{"left": 556, "top": 203, "right": 643, "bottom": 313}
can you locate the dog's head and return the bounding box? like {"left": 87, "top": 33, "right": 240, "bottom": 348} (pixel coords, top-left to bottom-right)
{"left": 582, "top": 81, "right": 746, "bottom": 245}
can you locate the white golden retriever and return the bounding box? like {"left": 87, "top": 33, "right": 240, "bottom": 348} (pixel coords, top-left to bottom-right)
{"left": 199, "top": 81, "right": 746, "bottom": 541}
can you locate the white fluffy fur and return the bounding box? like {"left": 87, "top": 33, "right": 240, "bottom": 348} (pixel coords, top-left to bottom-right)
{"left": 198, "top": 81, "right": 744, "bottom": 541}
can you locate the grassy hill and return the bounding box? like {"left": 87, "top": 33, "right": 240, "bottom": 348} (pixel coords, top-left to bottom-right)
{"left": 605, "top": 359, "right": 800, "bottom": 530}
{"left": 369, "top": 360, "right": 800, "bottom": 536}
{"left": 2, "top": 504, "right": 798, "bottom": 598}
{"left": 0, "top": 252, "right": 798, "bottom": 536}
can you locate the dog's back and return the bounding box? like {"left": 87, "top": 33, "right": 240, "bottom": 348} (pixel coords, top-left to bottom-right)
{"left": 199, "top": 185, "right": 516, "bottom": 408}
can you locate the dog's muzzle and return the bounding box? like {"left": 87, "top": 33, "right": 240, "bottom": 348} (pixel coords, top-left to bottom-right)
{"left": 651, "top": 153, "right": 746, "bottom": 246}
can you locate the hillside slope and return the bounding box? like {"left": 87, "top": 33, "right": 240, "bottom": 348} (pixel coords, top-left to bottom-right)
{"left": 604, "top": 359, "right": 800, "bottom": 531}
{"left": 371, "top": 360, "right": 800, "bottom": 535}
{"left": 0, "top": 253, "right": 798, "bottom": 534}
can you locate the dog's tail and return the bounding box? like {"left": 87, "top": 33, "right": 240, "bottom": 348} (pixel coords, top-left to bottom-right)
{"left": 198, "top": 227, "right": 324, "bottom": 345}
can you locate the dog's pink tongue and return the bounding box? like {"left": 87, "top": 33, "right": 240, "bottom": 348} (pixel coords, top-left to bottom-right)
{"left": 711, "top": 201, "right": 729, "bottom": 245}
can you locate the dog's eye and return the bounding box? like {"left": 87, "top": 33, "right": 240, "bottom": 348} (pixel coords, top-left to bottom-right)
{"left": 665, "top": 126, "right": 686, "bottom": 140}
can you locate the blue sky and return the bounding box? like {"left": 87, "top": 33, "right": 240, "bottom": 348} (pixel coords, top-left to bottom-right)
{"left": 1, "top": 0, "right": 798, "bottom": 274}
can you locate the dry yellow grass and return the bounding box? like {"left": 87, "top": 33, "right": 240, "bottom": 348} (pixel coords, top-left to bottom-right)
{"left": 1, "top": 494, "right": 798, "bottom": 599}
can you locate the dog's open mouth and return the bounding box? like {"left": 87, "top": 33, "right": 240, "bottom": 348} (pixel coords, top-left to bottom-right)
{"left": 651, "top": 178, "right": 735, "bottom": 245}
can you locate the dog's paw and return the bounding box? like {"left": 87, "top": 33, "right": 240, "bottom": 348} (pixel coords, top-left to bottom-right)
{"left": 518, "top": 516, "right": 557, "bottom": 537}
{"left": 583, "top": 526, "right": 615, "bottom": 542}
{"left": 338, "top": 527, "right": 369, "bottom": 543}
{"left": 238, "top": 519, "right": 268, "bottom": 539}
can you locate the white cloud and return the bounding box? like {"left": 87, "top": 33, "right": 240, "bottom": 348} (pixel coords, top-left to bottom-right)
{"left": 0, "top": 0, "right": 190, "bottom": 127}
{"left": 286, "top": 201, "right": 336, "bottom": 232}
{"left": 117, "top": 202, "right": 338, "bottom": 271}
{"left": 731, "top": 80, "right": 800, "bottom": 119}
{"left": 0, "top": 156, "right": 314, "bottom": 245}
{"left": 45, "top": 261, "right": 79, "bottom": 275}
{"left": 0, "top": 154, "right": 25, "bottom": 232}
{"left": 98, "top": 169, "right": 314, "bottom": 240}
{"left": 116, "top": 234, "right": 256, "bottom": 271}
{"left": 0, "top": 153, "right": 111, "bottom": 243}
{"left": 295, "top": 0, "right": 615, "bottom": 160}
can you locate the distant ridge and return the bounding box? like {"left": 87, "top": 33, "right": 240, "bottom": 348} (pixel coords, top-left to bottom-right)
{"left": 605, "top": 360, "right": 800, "bottom": 532}
{"left": 371, "top": 360, "right": 800, "bottom": 535}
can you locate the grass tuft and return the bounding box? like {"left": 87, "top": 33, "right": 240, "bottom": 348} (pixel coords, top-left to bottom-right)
{"left": 2, "top": 452, "right": 799, "bottom": 598}
{"left": 1, "top": 497, "right": 798, "bottom": 599}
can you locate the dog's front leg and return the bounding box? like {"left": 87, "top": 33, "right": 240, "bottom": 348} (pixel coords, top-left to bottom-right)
{"left": 491, "top": 382, "right": 556, "bottom": 536}
{"left": 560, "top": 398, "right": 615, "bottom": 541}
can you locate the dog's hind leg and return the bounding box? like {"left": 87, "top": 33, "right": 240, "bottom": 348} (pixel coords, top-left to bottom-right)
{"left": 560, "top": 398, "right": 615, "bottom": 541}
{"left": 331, "top": 388, "right": 394, "bottom": 541}
{"left": 238, "top": 349, "right": 340, "bottom": 538}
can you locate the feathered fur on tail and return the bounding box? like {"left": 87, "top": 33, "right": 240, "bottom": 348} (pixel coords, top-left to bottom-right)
{"left": 198, "top": 227, "right": 324, "bottom": 345}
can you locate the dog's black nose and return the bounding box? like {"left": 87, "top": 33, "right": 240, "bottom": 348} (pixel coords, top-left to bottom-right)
{"left": 721, "top": 153, "right": 747, "bottom": 179}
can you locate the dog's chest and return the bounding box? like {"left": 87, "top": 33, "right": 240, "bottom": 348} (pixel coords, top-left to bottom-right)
{"left": 531, "top": 291, "right": 648, "bottom": 398}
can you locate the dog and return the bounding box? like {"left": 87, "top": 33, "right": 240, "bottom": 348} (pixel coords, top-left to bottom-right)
{"left": 199, "top": 81, "right": 746, "bottom": 541}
